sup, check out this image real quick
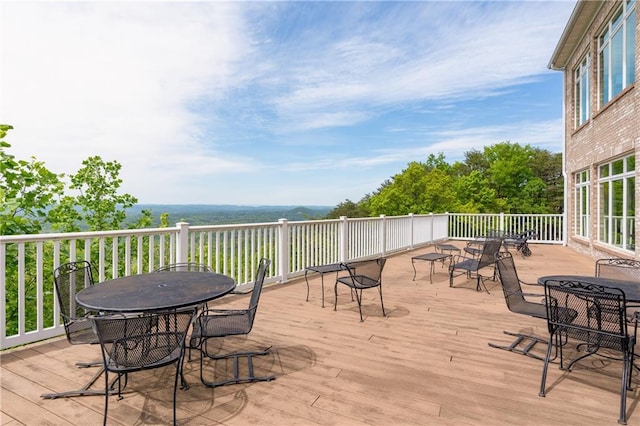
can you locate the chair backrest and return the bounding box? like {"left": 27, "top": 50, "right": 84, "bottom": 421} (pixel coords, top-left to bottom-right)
{"left": 478, "top": 239, "right": 502, "bottom": 269}
{"left": 247, "top": 258, "right": 271, "bottom": 326}
{"left": 153, "top": 262, "right": 213, "bottom": 272}
{"left": 93, "top": 309, "right": 196, "bottom": 370}
{"left": 543, "top": 279, "right": 629, "bottom": 351}
{"left": 494, "top": 252, "right": 535, "bottom": 315}
{"left": 595, "top": 258, "right": 640, "bottom": 281}
{"left": 344, "top": 258, "right": 386, "bottom": 286}
{"left": 54, "top": 261, "right": 99, "bottom": 342}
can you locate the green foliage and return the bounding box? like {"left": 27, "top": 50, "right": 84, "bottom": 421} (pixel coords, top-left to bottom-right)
{"left": 0, "top": 125, "right": 65, "bottom": 235}
{"left": 325, "top": 198, "right": 371, "bottom": 219}
{"left": 68, "top": 156, "right": 137, "bottom": 231}
{"left": 332, "top": 141, "right": 563, "bottom": 217}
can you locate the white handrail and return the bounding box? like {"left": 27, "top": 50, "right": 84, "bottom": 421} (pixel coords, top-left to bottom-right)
{"left": 0, "top": 212, "right": 562, "bottom": 349}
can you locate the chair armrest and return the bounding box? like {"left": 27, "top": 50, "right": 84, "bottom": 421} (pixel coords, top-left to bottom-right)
{"left": 199, "top": 308, "right": 247, "bottom": 317}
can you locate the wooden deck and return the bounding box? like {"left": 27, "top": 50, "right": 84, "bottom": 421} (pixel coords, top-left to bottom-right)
{"left": 2, "top": 243, "right": 639, "bottom": 425}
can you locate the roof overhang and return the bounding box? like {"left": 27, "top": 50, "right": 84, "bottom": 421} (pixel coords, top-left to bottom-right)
{"left": 548, "top": 0, "right": 603, "bottom": 70}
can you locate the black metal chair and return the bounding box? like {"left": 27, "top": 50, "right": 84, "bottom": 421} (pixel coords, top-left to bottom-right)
{"left": 501, "top": 229, "right": 537, "bottom": 257}
{"left": 488, "top": 252, "right": 549, "bottom": 359}
{"left": 41, "top": 261, "right": 105, "bottom": 399}
{"left": 153, "top": 262, "right": 213, "bottom": 273}
{"left": 334, "top": 257, "right": 386, "bottom": 322}
{"left": 449, "top": 238, "right": 502, "bottom": 292}
{"left": 190, "top": 258, "right": 275, "bottom": 388}
{"left": 92, "top": 308, "right": 197, "bottom": 426}
{"left": 596, "top": 258, "right": 640, "bottom": 319}
{"left": 595, "top": 258, "right": 640, "bottom": 281}
{"left": 539, "top": 279, "right": 636, "bottom": 425}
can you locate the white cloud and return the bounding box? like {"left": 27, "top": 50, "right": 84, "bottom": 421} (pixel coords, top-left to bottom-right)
{"left": 1, "top": 2, "right": 254, "bottom": 196}
{"left": 0, "top": 1, "right": 573, "bottom": 206}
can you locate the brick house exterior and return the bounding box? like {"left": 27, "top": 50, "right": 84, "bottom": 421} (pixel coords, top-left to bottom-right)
{"left": 549, "top": 0, "right": 638, "bottom": 260}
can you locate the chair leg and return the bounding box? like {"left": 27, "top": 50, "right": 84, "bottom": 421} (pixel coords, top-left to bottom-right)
{"left": 618, "top": 352, "right": 630, "bottom": 425}
{"left": 488, "top": 331, "right": 548, "bottom": 361}
{"left": 200, "top": 341, "right": 276, "bottom": 388}
{"left": 102, "top": 369, "right": 109, "bottom": 426}
{"left": 173, "top": 361, "right": 180, "bottom": 426}
{"left": 378, "top": 286, "right": 386, "bottom": 317}
{"left": 538, "top": 332, "right": 556, "bottom": 397}
{"left": 354, "top": 289, "right": 364, "bottom": 322}
{"left": 41, "top": 365, "right": 107, "bottom": 399}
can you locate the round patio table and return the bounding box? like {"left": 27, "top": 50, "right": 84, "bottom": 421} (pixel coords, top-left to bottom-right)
{"left": 537, "top": 275, "right": 640, "bottom": 303}
{"left": 76, "top": 271, "right": 236, "bottom": 312}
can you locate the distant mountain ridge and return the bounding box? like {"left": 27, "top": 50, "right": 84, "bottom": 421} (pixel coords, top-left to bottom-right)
{"left": 127, "top": 204, "right": 333, "bottom": 226}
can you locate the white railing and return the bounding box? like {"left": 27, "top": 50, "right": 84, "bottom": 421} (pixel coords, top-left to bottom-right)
{"left": 0, "top": 212, "right": 562, "bottom": 349}
{"left": 447, "top": 213, "right": 564, "bottom": 243}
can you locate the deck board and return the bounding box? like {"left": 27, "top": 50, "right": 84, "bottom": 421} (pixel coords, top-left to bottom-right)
{"left": 2, "top": 243, "right": 639, "bottom": 425}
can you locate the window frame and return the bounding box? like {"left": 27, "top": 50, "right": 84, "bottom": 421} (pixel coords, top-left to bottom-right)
{"left": 574, "top": 170, "right": 590, "bottom": 238}
{"left": 597, "top": 154, "right": 635, "bottom": 251}
{"left": 597, "top": 0, "right": 636, "bottom": 107}
{"left": 574, "top": 54, "right": 590, "bottom": 127}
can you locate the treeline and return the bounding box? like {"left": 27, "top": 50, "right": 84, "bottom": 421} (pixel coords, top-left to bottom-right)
{"left": 325, "top": 142, "right": 562, "bottom": 219}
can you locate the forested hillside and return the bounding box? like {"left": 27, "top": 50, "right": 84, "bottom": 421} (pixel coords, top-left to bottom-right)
{"left": 326, "top": 142, "right": 563, "bottom": 219}
{"left": 126, "top": 205, "right": 332, "bottom": 226}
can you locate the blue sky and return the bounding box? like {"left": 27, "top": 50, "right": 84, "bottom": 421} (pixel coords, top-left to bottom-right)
{"left": 1, "top": 1, "right": 576, "bottom": 206}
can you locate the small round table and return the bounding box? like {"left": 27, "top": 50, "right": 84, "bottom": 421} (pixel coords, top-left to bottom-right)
{"left": 76, "top": 271, "right": 236, "bottom": 312}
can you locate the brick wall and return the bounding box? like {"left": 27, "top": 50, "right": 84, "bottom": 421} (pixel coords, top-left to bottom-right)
{"left": 560, "top": 1, "right": 639, "bottom": 260}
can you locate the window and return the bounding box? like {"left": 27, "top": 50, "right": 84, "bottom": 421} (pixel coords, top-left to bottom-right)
{"left": 574, "top": 170, "right": 590, "bottom": 238}
{"left": 598, "top": 155, "right": 635, "bottom": 251}
{"left": 598, "top": 0, "right": 636, "bottom": 106}
{"left": 574, "top": 55, "right": 590, "bottom": 127}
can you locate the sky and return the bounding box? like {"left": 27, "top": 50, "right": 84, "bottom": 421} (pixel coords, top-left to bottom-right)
{"left": 0, "top": 1, "right": 577, "bottom": 207}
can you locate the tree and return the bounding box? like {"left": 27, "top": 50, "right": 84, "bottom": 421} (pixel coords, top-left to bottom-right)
{"left": 368, "top": 161, "right": 456, "bottom": 215}
{"left": 49, "top": 156, "right": 139, "bottom": 232}
{"left": 0, "top": 125, "right": 64, "bottom": 235}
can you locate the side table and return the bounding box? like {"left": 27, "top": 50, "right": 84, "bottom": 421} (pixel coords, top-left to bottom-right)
{"left": 305, "top": 263, "right": 347, "bottom": 308}
{"left": 435, "top": 243, "right": 461, "bottom": 256}
{"left": 411, "top": 252, "right": 452, "bottom": 283}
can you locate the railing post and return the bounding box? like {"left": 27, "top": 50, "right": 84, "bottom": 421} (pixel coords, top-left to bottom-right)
{"left": 380, "top": 214, "right": 387, "bottom": 256}
{"left": 430, "top": 212, "right": 434, "bottom": 243}
{"left": 409, "top": 213, "right": 415, "bottom": 249}
{"left": 278, "top": 218, "right": 289, "bottom": 283}
{"left": 339, "top": 216, "right": 348, "bottom": 262}
{"left": 176, "top": 222, "right": 190, "bottom": 264}
{"left": 499, "top": 212, "right": 505, "bottom": 233}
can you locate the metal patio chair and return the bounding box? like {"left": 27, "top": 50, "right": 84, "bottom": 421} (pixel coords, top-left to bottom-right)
{"left": 153, "top": 262, "right": 213, "bottom": 273}
{"left": 595, "top": 258, "right": 640, "bottom": 281}
{"left": 539, "top": 279, "right": 637, "bottom": 425}
{"left": 190, "top": 258, "right": 275, "bottom": 388}
{"left": 334, "top": 257, "right": 386, "bottom": 322}
{"left": 92, "top": 308, "right": 197, "bottom": 426}
{"left": 41, "top": 261, "right": 106, "bottom": 399}
{"left": 449, "top": 238, "right": 502, "bottom": 293}
{"left": 502, "top": 229, "right": 537, "bottom": 257}
{"left": 488, "top": 252, "right": 550, "bottom": 359}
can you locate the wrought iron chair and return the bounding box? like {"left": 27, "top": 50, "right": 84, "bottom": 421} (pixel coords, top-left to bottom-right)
{"left": 596, "top": 258, "right": 640, "bottom": 319}
{"left": 449, "top": 238, "right": 502, "bottom": 293}
{"left": 41, "top": 261, "right": 106, "bottom": 399}
{"left": 539, "top": 279, "right": 636, "bottom": 425}
{"left": 595, "top": 258, "right": 640, "bottom": 281}
{"left": 153, "top": 262, "right": 213, "bottom": 273}
{"left": 190, "top": 258, "right": 275, "bottom": 388}
{"left": 334, "top": 257, "right": 386, "bottom": 322}
{"left": 488, "top": 252, "right": 549, "bottom": 359}
{"left": 502, "top": 229, "right": 537, "bottom": 257}
{"left": 92, "top": 308, "right": 197, "bottom": 426}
